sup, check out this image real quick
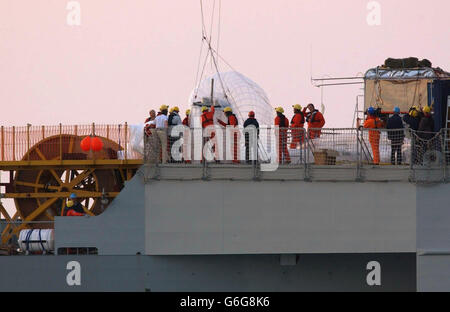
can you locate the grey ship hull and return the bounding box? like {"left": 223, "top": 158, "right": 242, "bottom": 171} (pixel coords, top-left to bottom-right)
{"left": 2, "top": 164, "right": 450, "bottom": 292}
{"left": 0, "top": 253, "right": 415, "bottom": 292}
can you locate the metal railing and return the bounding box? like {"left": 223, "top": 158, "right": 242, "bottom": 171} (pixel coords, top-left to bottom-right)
{"left": 0, "top": 123, "right": 141, "bottom": 162}
{"left": 143, "top": 126, "right": 450, "bottom": 183}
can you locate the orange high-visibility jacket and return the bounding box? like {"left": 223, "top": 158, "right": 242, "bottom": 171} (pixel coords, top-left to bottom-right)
{"left": 306, "top": 109, "right": 325, "bottom": 129}
{"left": 218, "top": 114, "right": 238, "bottom": 127}
{"left": 201, "top": 106, "right": 215, "bottom": 128}
{"left": 182, "top": 117, "right": 190, "bottom": 127}
{"left": 363, "top": 116, "right": 384, "bottom": 141}
{"left": 275, "top": 115, "right": 289, "bottom": 128}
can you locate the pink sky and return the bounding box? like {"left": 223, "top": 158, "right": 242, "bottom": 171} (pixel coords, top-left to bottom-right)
{"left": 1, "top": 0, "right": 450, "bottom": 127}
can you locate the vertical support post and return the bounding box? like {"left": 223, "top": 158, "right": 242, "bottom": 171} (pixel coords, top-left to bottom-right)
{"left": 442, "top": 129, "right": 446, "bottom": 183}
{"left": 27, "top": 124, "right": 31, "bottom": 162}
{"left": 356, "top": 128, "right": 361, "bottom": 181}
{"left": 1, "top": 126, "right": 4, "bottom": 161}
{"left": 74, "top": 125, "right": 78, "bottom": 136}
{"left": 12, "top": 126, "right": 15, "bottom": 161}
{"left": 59, "top": 123, "right": 62, "bottom": 161}
{"left": 41, "top": 125, "right": 45, "bottom": 140}
{"left": 106, "top": 125, "right": 110, "bottom": 140}
{"left": 409, "top": 129, "right": 414, "bottom": 182}
{"left": 210, "top": 79, "right": 215, "bottom": 106}
{"left": 92, "top": 122, "right": 95, "bottom": 136}
{"left": 304, "top": 130, "right": 310, "bottom": 181}
{"left": 124, "top": 122, "right": 128, "bottom": 162}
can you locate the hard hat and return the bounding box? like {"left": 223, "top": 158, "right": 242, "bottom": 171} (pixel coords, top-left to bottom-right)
{"left": 169, "top": 107, "right": 174, "bottom": 113}
{"left": 394, "top": 107, "right": 400, "bottom": 114}
{"left": 201, "top": 106, "right": 209, "bottom": 112}
{"left": 410, "top": 110, "right": 419, "bottom": 118}
{"left": 186, "top": 109, "right": 191, "bottom": 115}
{"left": 423, "top": 106, "right": 431, "bottom": 114}
{"left": 292, "top": 104, "right": 302, "bottom": 110}
{"left": 160, "top": 105, "right": 169, "bottom": 111}
{"left": 367, "top": 107, "right": 375, "bottom": 115}
{"left": 172, "top": 106, "right": 180, "bottom": 112}
{"left": 223, "top": 107, "right": 233, "bottom": 113}
{"left": 66, "top": 200, "right": 74, "bottom": 208}
{"left": 248, "top": 111, "right": 255, "bottom": 117}
{"left": 70, "top": 193, "right": 77, "bottom": 199}
{"left": 275, "top": 107, "right": 284, "bottom": 113}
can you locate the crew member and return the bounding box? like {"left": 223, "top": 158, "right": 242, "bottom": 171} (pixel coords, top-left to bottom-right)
{"left": 403, "top": 106, "right": 421, "bottom": 131}
{"left": 363, "top": 107, "right": 384, "bottom": 165}
{"left": 144, "top": 110, "right": 156, "bottom": 136}
{"left": 168, "top": 107, "right": 182, "bottom": 162}
{"left": 417, "top": 106, "right": 435, "bottom": 164}
{"left": 155, "top": 105, "right": 169, "bottom": 164}
{"left": 182, "top": 109, "right": 191, "bottom": 163}
{"left": 244, "top": 111, "right": 259, "bottom": 163}
{"left": 403, "top": 106, "right": 421, "bottom": 164}
{"left": 217, "top": 107, "right": 239, "bottom": 163}
{"left": 201, "top": 105, "right": 216, "bottom": 160}
{"left": 64, "top": 193, "right": 85, "bottom": 216}
{"left": 386, "top": 107, "right": 405, "bottom": 165}
{"left": 145, "top": 109, "right": 156, "bottom": 124}
{"left": 290, "top": 104, "right": 305, "bottom": 149}
{"left": 275, "top": 107, "right": 291, "bottom": 164}
{"left": 304, "top": 103, "right": 325, "bottom": 139}
{"left": 183, "top": 109, "right": 191, "bottom": 127}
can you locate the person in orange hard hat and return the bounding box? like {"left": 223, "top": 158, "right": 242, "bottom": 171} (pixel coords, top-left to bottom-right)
{"left": 363, "top": 107, "right": 384, "bottom": 165}
{"left": 290, "top": 104, "right": 306, "bottom": 149}
{"left": 274, "top": 107, "right": 291, "bottom": 164}
{"left": 217, "top": 107, "right": 239, "bottom": 163}
{"left": 244, "top": 111, "right": 260, "bottom": 163}
{"left": 304, "top": 103, "right": 325, "bottom": 139}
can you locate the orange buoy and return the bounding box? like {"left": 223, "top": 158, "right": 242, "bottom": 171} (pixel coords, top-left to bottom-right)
{"left": 80, "top": 136, "right": 91, "bottom": 151}
{"left": 91, "top": 136, "right": 104, "bottom": 152}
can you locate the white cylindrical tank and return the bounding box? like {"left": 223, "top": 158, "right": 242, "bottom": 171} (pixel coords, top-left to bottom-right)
{"left": 18, "top": 229, "right": 54, "bottom": 253}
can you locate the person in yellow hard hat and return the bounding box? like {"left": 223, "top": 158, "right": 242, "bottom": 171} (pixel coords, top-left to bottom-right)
{"left": 416, "top": 106, "right": 435, "bottom": 165}
{"left": 154, "top": 105, "right": 169, "bottom": 163}
{"left": 290, "top": 104, "right": 306, "bottom": 150}
{"left": 418, "top": 106, "right": 435, "bottom": 139}
{"left": 274, "top": 107, "right": 290, "bottom": 164}
{"left": 167, "top": 106, "right": 182, "bottom": 162}
{"left": 201, "top": 105, "right": 217, "bottom": 161}
{"left": 183, "top": 109, "right": 191, "bottom": 127}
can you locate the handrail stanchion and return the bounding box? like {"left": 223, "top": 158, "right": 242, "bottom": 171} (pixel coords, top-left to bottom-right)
{"left": 124, "top": 122, "right": 128, "bottom": 163}
{"left": 12, "top": 126, "right": 15, "bottom": 161}
{"left": 59, "top": 123, "right": 62, "bottom": 161}
{"left": 409, "top": 129, "right": 414, "bottom": 182}
{"left": 442, "top": 129, "right": 446, "bottom": 183}
{"left": 27, "top": 124, "right": 31, "bottom": 162}
{"left": 1, "top": 126, "right": 4, "bottom": 161}
{"left": 356, "top": 127, "right": 361, "bottom": 181}
{"left": 305, "top": 130, "right": 310, "bottom": 181}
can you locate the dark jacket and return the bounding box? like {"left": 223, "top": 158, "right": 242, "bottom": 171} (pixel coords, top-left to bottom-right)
{"left": 403, "top": 114, "right": 420, "bottom": 131}
{"left": 386, "top": 114, "right": 405, "bottom": 142}
{"left": 72, "top": 202, "right": 85, "bottom": 214}
{"left": 244, "top": 117, "right": 260, "bottom": 130}
{"left": 244, "top": 118, "right": 260, "bottom": 140}
{"left": 418, "top": 115, "right": 435, "bottom": 140}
